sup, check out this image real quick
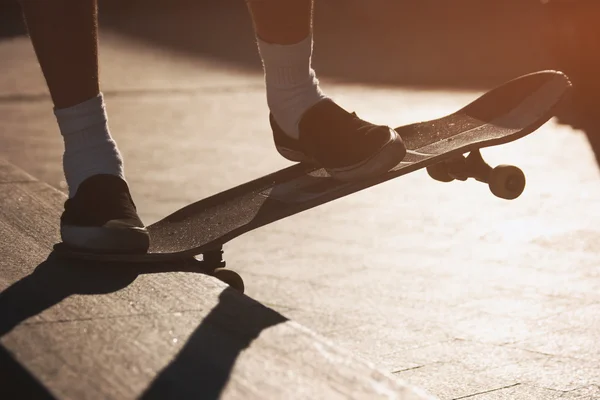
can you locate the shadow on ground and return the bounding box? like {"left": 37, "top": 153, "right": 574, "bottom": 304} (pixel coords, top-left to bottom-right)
{"left": 0, "top": 344, "right": 54, "bottom": 399}
{"left": 0, "top": 252, "right": 286, "bottom": 398}
{"left": 141, "top": 288, "right": 287, "bottom": 399}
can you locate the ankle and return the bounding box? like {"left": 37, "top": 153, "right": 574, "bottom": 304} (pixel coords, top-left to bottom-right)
{"left": 54, "top": 93, "right": 125, "bottom": 197}
{"left": 268, "top": 75, "right": 326, "bottom": 139}
{"left": 258, "top": 35, "right": 327, "bottom": 138}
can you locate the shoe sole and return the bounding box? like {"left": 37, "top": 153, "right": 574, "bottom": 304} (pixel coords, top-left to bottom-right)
{"left": 276, "top": 128, "right": 406, "bottom": 182}
{"left": 327, "top": 128, "right": 406, "bottom": 182}
{"left": 61, "top": 225, "right": 150, "bottom": 253}
{"left": 275, "top": 145, "right": 313, "bottom": 164}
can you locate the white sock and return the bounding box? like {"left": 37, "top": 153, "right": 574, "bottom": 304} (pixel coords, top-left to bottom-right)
{"left": 54, "top": 93, "right": 125, "bottom": 198}
{"left": 257, "top": 35, "right": 327, "bottom": 139}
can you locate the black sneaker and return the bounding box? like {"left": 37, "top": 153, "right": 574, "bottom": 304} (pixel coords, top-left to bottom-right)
{"left": 270, "top": 99, "right": 406, "bottom": 181}
{"left": 60, "top": 174, "right": 150, "bottom": 253}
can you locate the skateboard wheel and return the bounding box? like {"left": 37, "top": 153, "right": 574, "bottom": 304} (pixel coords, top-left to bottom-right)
{"left": 213, "top": 268, "right": 245, "bottom": 293}
{"left": 488, "top": 165, "right": 526, "bottom": 200}
{"left": 426, "top": 162, "right": 454, "bottom": 182}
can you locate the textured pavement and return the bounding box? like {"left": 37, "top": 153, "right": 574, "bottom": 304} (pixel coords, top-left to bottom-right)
{"left": 1, "top": 4, "right": 599, "bottom": 399}
{"left": 0, "top": 165, "right": 434, "bottom": 399}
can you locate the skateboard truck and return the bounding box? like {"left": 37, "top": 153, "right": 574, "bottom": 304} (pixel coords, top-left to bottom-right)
{"left": 426, "top": 150, "right": 526, "bottom": 200}
{"left": 200, "top": 246, "right": 245, "bottom": 294}
{"left": 201, "top": 247, "right": 226, "bottom": 268}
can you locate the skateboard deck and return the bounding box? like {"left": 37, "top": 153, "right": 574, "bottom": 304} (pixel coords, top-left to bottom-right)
{"left": 54, "top": 70, "right": 571, "bottom": 271}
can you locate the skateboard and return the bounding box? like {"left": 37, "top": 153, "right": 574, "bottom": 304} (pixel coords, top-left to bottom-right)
{"left": 53, "top": 70, "right": 571, "bottom": 293}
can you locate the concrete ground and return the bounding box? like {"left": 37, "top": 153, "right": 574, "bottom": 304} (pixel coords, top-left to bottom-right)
{"left": 1, "top": 2, "right": 599, "bottom": 399}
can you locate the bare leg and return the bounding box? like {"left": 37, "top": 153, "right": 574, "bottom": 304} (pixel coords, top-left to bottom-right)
{"left": 20, "top": 0, "right": 99, "bottom": 109}
{"left": 246, "top": 0, "right": 312, "bottom": 45}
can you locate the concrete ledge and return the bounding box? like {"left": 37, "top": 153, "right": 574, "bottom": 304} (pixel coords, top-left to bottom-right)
{"left": 0, "top": 159, "right": 435, "bottom": 399}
